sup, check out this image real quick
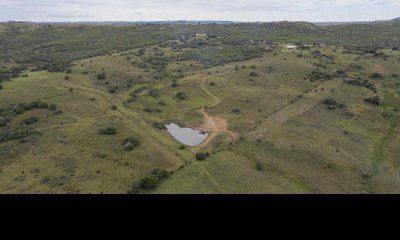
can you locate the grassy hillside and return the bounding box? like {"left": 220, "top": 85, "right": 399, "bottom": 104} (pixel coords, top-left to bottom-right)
{"left": 0, "top": 22, "right": 400, "bottom": 193}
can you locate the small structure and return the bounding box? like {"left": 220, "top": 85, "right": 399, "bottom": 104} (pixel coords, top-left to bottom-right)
{"left": 286, "top": 45, "right": 297, "bottom": 49}
{"left": 194, "top": 33, "right": 207, "bottom": 38}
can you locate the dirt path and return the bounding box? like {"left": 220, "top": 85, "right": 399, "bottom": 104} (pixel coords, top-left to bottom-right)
{"left": 195, "top": 78, "right": 241, "bottom": 146}
{"left": 200, "top": 77, "right": 221, "bottom": 108}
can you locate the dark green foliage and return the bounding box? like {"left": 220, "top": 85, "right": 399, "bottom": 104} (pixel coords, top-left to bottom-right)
{"left": 143, "top": 107, "right": 162, "bottom": 113}
{"left": 171, "top": 81, "right": 178, "bottom": 87}
{"left": 343, "top": 78, "right": 377, "bottom": 93}
{"left": 255, "top": 162, "right": 264, "bottom": 171}
{"left": 364, "top": 96, "right": 381, "bottom": 105}
{"left": 98, "top": 127, "right": 117, "bottom": 135}
{"left": 96, "top": 73, "right": 106, "bottom": 80}
{"left": 139, "top": 175, "right": 160, "bottom": 189}
{"left": 370, "top": 73, "right": 384, "bottom": 79}
{"left": 322, "top": 98, "right": 345, "bottom": 109}
{"left": 22, "top": 116, "right": 39, "bottom": 125}
{"left": 232, "top": 109, "right": 241, "bottom": 113}
{"left": 153, "top": 122, "right": 166, "bottom": 130}
{"left": 111, "top": 105, "right": 117, "bottom": 110}
{"left": 309, "top": 69, "right": 333, "bottom": 82}
{"left": 196, "top": 152, "right": 210, "bottom": 161}
{"left": 121, "top": 137, "right": 140, "bottom": 151}
{"left": 176, "top": 92, "right": 187, "bottom": 100}
{"left": 0, "top": 84, "right": 3, "bottom": 90}
{"left": 152, "top": 169, "right": 170, "bottom": 179}
{"left": 250, "top": 71, "right": 258, "bottom": 77}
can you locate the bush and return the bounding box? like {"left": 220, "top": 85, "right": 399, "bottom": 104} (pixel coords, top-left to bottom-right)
{"left": 111, "top": 105, "right": 117, "bottom": 110}
{"left": 196, "top": 152, "right": 209, "bottom": 161}
{"left": 140, "top": 175, "right": 160, "bottom": 189}
{"left": 23, "top": 116, "right": 39, "bottom": 125}
{"left": 364, "top": 96, "right": 381, "bottom": 105}
{"left": 370, "top": 73, "right": 384, "bottom": 79}
{"left": 97, "top": 73, "right": 106, "bottom": 80}
{"left": 121, "top": 137, "right": 140, "bottom": 150}
{"left": 171, "top": 81, "right": 178, "bottom": 87}
{"left": 176, "top": 92, "right": 187, "bottom": 100}
{"left": 49, "top": 104, "right": 57, "bottom": 111}
{"left": 64, "top": 76, "right": 70, "bottom": 80}
{"left": 152, "top": 169, "right": 170, "bottom": 179}
{"left": 0, "top": 84, "right": 3, "bottom": 90}
{"left": 154, "top": 122, "right": 166, "bottom": 130}
{"left": 250, "top": 71, "right": 258, "bottom": 77}
{"left": 98, "top": 127, "right": 116, "bottom": 135}
{"left": 255, "top": 162, "right": 264, "bottom": 171}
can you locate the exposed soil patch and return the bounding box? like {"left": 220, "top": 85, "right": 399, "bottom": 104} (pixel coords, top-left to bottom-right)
{"left": 195, "top": 108, "right": 240, "bottom": 143}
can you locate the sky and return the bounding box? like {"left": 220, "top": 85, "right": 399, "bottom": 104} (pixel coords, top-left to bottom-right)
{"left": 0, "top": 0, "right": 399, "bottom": 22}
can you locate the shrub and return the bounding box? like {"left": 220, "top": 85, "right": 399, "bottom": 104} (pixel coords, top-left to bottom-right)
{"left": 176, "top": 92, "right": 187, "bottom": 100}
{"left": 196, "top": 152, "right": 209, "bottom": 161}
{"left": 364, "top": 96, "right": 381, "bottom": 105}
{"left": 64, "top": 76, "right": 70, "bottom": 80}
{"left": 154, "top": 122, "right": 166, "bottom": 130}
{"left": 255, "top": 162, "right": 264, "bottom": 171}
{"left": 0, "top": 84, "right": 3, "bottom": 90}
{"left": 171, "top": 81, "right": 178, "bottom": 87}
{"left": 152, "top": 169, "right": 170, "bottom": 179}
{"left": 370, "top": 73, "right": 384, "bottom": 79}
{"left": 23, "top": 116, "right": 39, "bottom": 125}
{"left": 121, "top": 137, "right": 140, "bottom": 150}
{"left": 97, "top": 73, "right": 106, "bottom": 80}
{"left": 49, "top": 104, "right": 57, "bottom": 111}
{"left": 98, "top": 127, "right": 116, "bottom": 135}
{"left": 140, "top": 175, "right": 160, "bottom": 189}
{"left": 322, "top": 98, "right": 345, "bottom": 109}
{"left": 250, "top": 71, "right": 258, "bottom": 77}
{"left": 111, "top": 105, "right": 117, "bottom": 110}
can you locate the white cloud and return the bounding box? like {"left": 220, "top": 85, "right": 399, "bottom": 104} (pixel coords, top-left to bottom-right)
{"left": 0, "top": 0, "right": 399, "bottom": 22}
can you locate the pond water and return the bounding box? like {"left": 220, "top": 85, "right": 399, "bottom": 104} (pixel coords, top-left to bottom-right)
{"left": 166, "top": 123, "right": 208, "bottom": 147}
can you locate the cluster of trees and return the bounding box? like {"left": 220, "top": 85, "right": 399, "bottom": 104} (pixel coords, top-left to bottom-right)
{"left": 343, "top": 78, "right": 377, "bottom": 93}
{"left": 128, "top": 168, "right": 171, "bottom": 193}
{"left": 308, "top": 69, "right": 333, "bottom": 82}
{"left": 321, "top": 98, "right": 346, "bottom": 110}
{"left": 0, "top": 101, "right": 59, "bottom": 143}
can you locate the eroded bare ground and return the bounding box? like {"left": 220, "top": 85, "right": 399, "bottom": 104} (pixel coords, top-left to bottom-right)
{"left": 195, "top": 108, "right": 240, "bottom": 145}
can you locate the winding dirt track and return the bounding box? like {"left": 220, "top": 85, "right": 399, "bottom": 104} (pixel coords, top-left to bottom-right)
{"left": 195, "top": 78, "right": 240, "bottom": 147}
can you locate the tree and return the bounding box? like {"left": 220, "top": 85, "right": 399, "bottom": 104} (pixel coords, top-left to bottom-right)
{"left": 250, "top": 71, "right": 258, "bottom": 77}
{"left": 176, "top": 92, "right": 187, "bottom": 100}
{"left": 97, "top": 73, "right": 106, "bottom": 80}
{"left": 98, "top": 127, "right": 116, "bottom": 135}
{"left": 364, "top": 96, "right": 381, "bottom": 105}
{"left": 140, "top": 175, "right": 160, "bottom": 189}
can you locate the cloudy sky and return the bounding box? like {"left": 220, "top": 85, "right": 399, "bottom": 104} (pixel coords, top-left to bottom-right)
{"left": 1, "top": 0, "right": 399, "bottom": 22}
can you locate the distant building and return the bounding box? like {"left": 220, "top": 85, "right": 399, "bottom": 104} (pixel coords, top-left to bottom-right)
{"left": 287, "top": 45, "right": 297, "bottom": 49}
{"left": 194, "top": 33, "right": 207, "bottom": 38}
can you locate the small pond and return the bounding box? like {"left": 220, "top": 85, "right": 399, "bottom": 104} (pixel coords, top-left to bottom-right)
{"left": 166, "top": 123, "right": 208, "bottom": 147}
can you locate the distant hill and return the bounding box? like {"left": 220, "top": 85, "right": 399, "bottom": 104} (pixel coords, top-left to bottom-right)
{"left": 393, "top": 17, "right": 400, "bottom": 21}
